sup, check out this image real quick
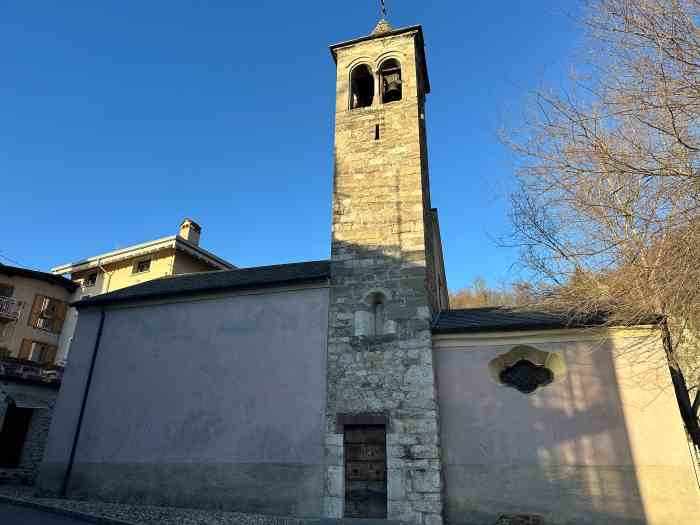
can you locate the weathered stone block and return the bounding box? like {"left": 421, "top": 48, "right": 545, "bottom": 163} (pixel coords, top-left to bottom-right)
{"left": 410, "top": 468, "right": 441, "bottom": 493}
{"left": 423, "top": 513, "right": 443, "bottom": 525}
{"left": 325, "top": 466, "right": 344, "bottom": 497}
{"left": 322, "top": 496, "right": 343, "bottom": 518}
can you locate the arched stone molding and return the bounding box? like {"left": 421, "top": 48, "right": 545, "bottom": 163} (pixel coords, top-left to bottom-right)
{"left": 488, "top": 345, "right": 567, "bottom": 394}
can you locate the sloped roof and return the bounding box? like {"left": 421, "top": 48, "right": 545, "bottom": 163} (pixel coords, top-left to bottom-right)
{"left": 431, "top": 307, "right": 616, "bottom": 334}
{"left": 51, "top": 235, "right": 235, "bottom": 275}
{"left": 73, "top": 260, "right": 331, "bottom": 308}
{"left": 0, "top": 264, "right": 78, "bottom": 292}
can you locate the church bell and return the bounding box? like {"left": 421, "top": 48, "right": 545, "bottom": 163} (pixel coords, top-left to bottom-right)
{"left": 383, "top": 73, "right": 402, "bottom": 102}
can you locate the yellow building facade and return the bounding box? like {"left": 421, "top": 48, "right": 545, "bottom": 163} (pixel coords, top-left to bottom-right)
{"left": 50, "top": 218, "right": 235, "bottom": 362}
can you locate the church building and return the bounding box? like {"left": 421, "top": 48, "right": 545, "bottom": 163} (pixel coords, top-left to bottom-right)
{"left": 37, "top": 19, "right": 700, "bottom": 525}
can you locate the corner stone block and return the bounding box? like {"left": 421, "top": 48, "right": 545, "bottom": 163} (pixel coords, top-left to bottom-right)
{"left": 423, "top": 513, "right": 444, "bottom": 525}
{"left": 388, "top": 501, "right": 422, "bottom": 524}
{"left": 323, "top": 496, "right": 343, "bottom": 518}
{"left": 325, "top": 466, "right": 344, "bottom": 497}
{"left": 410, "top": 468, "right": 441, "bottom": 493}
{"left": 387, "top": 468, "right": 407, "bottom": 500}
{"left": 325, "top": 444, "right": 343, "bottom": 467}
{"left": 325, "top": 433, "right": 343, "bottom": 447}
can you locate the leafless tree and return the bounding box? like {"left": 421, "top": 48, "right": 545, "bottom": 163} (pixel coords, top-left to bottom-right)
{"left": 504, "top": 0, "right": 700, "bottom": 440}
{"left": 450, "top": 278, "right": 534, "bottom": 308}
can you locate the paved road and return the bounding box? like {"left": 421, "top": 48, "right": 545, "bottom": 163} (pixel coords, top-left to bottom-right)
{"left": 0, "top": 501, "right": 93, "bottom": 524}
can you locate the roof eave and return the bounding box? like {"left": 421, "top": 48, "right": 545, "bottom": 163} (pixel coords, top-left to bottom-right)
{"left": 0, "top": 264, "right": 79, "bottom": 292}
{"left": 50, "top": 236, "right": 179, "bottom": 274}
{"left": 174, "top": 237, "right": 236, "bottom": 270}
{"left": 72, "top": 275, "right": 330, "bottom": 309}
{"left": 51, "top": 236, "right": 235, "bottom": 275}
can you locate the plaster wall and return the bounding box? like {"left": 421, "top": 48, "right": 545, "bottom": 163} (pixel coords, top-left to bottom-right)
{"left": 171, "top": 252, "right": 219, "bottom": 275}
{"left": 58, "top": 249, "right": 219, "bottom": 363}
{"left": 434, "top": 330, "right": 700, "bottom": 525}
{"left": 72, "top": 248, "right": 176, "bottom": 295}
{"left": 39, "top": 286, "right": 329, "bottom": 516}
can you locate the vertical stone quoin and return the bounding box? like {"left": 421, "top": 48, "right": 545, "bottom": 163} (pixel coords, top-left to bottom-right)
{"left": 324, "top": 20, "right": 445, "bottom": 525}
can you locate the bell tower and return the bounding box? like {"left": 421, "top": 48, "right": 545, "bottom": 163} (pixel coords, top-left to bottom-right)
{"left": 324, "top": 19, "right": 447, "bottom": 525}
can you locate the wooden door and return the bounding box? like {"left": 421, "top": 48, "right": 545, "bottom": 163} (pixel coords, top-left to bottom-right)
{"left": 344, "top": 424, "right": 387, "bottom": 518}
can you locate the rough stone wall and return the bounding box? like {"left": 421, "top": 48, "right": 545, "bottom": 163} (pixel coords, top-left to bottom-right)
{"left": 325, "top": 29, "right": 444, "bottom": 525}
{"left": 0, "top": 381, "right": 57, "bottom": 485}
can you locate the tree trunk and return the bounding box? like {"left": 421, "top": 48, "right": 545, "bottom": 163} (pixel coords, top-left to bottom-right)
{"left": 661, "top": 320, "right": 700, "bottom": 446}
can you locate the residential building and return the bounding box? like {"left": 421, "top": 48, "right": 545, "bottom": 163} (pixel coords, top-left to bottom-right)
{"left": 0, "top": 264, "right": 77, "bottom": 364}
{"left": 50, "top": 218, "right": 235, "bottom": 362}
{"left": 0, "top": 264, "right": 75, "bottom": 485}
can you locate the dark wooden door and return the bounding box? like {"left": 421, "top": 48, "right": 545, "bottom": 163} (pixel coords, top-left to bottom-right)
{"left": 344, "top": 424, "right": 387, "bottom": 518}
{"left": 0, "top": 404, "right": 33, "bottom": 468}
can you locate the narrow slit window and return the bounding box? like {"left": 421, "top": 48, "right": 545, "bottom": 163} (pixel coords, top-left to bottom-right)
{"left": 350, "top": 65, "right": 374, "bottom": 109}
{"left": 375, "top": 124, "right": 380, "bottom": 140}
{"left": 379, "top": 59, "right": 402, "bottom": 103}
{"left": 367, "top": 292, "right": 386, "bottom": 336}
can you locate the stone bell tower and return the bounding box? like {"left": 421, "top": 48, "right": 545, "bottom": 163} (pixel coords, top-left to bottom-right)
{"left": 324, "top": 19, "right": 447, "bottom": 525}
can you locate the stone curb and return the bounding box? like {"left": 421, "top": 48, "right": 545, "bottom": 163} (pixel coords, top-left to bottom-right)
{"left": 0, "top": 493, "right": 137, "bottom": 525}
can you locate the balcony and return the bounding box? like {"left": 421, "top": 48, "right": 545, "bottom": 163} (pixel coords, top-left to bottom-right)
{"left": 0, "top": 297, "right": 20, "bottom": 321}
{"left": 0, "top": 357, "right": 63, "bottom": 385}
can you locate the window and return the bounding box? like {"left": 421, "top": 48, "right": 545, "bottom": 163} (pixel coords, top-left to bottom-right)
{"left": 83, "top": 272, "right": 98, "bottom": 288}
{"left": 0, "top": 283, "right": 13, "bottom": 298}
{"left": 18, "top": 339, "right": 57, "bottom": 364}
{"left": 29, "top": 295, "right": 67, "bottom": 334}
{"left": 369, "top": 292, "right": 385, "bottom": 336}
{"left": 379, "top": 59, "right": 402, "bottom": 103}
{"left": 488, "top": 346, "right": 566, "bottom": 395}
{"left": 133, "top": 259, "right": 151, "bottom": 274}
{"left": 350, "top": 64, "right": 374, "bottom": 109}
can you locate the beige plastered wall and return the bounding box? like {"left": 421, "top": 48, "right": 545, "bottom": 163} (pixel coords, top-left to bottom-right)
{"left": 0, "top": 274, "right": 72, "bottom": 359}
{"left": 433, "top": 327, "right": 700, "bottom": 525}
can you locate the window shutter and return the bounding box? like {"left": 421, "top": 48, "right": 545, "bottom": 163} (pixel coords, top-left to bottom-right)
{"left": 28, "top": 295, "right": 44, "bottom": 328}
{"left": 53, "top": 300, "right": 67, "bottom": 333}
{"left": 18, "top": 339, "right": 32, "bottom": 360}
{"left": 42, "top": 345, "right": 57, "bottom": 364}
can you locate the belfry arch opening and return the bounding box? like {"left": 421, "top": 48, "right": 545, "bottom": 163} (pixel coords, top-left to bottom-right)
{"left": 379, "top": 59, "right": 402, "bottom": 103}
{"left": 350, "top": 64, "right": 374, "bottom": 109}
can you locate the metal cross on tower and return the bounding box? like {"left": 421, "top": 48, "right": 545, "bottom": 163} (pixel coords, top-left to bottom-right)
{"left": 380, "top": 0, "right": 387, "bottom": 18}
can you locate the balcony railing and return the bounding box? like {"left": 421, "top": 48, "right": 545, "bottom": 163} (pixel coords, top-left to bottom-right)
{"left": 0, "top": 297, "right": 20, "bottom": 321}
{"left": 0, "top": 357, "right": 63, "bottom": 385}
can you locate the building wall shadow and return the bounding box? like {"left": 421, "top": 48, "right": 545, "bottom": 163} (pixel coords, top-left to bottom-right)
{"left": 434, "top": 330, "right": 700, "bottom": 525}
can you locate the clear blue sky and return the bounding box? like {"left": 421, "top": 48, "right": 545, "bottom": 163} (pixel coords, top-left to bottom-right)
{"left": 0, "top": 1, "right": 582, "bottom": 291}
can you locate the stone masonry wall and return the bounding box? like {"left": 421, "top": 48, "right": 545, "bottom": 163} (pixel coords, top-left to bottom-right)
{"left": 0, "top": 381, "right": 57, "bottom": 485}
{"left": 325, "top": 28, "right": 444, "bottom": 525}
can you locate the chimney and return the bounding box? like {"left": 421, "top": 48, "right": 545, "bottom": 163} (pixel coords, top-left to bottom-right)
{"left": 179, "top": 218, "right": 202, "bottom": 246}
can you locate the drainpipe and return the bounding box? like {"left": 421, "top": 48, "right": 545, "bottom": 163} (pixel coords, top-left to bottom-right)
{"left": 61, "top": 308, "right": 105, "bottom": 497}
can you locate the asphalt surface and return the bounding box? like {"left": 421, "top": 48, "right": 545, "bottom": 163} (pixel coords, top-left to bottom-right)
{"left": 0, "top": 501, "right": 94, "bottom": 524}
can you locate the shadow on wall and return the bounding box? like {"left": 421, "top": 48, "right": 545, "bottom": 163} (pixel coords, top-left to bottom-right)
{"left": 437, "top": 325, "right": 699, "bottom": 525}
